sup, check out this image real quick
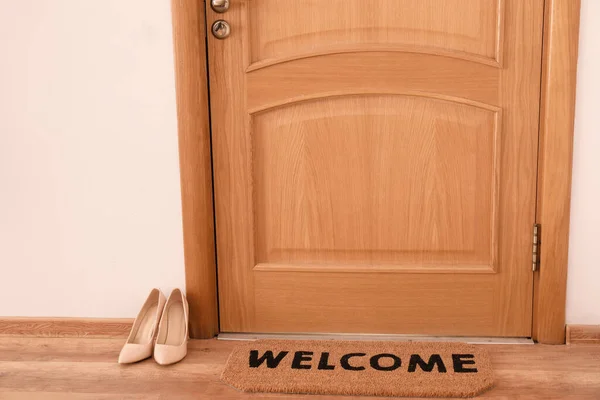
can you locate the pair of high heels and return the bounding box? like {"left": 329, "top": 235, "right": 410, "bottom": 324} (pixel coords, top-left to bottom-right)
{"left": 118, "top": 288, "right": 189, "bottom": 365}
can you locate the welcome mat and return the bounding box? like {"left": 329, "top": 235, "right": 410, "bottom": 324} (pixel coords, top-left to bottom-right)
{"left": 221, "top": 340, "right": 494, "bottom": 398}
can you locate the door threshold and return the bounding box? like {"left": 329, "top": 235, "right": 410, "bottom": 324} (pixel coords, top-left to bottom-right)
{"left": 218, "top": 332, "right": 534, "bottom": 345}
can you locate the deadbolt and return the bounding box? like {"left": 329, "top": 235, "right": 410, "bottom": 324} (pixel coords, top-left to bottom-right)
{"left": 211, "top": 20, "right": 231, "bottom": 39}
{"left": 211, "top": 0, "right": 230, "bottom": 13}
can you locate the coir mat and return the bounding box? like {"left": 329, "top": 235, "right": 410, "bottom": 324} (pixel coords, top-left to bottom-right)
{"left": 221, "top": 340, "right": 494, "bottom": 398}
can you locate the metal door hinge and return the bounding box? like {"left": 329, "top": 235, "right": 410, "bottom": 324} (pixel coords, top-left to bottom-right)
{"left": 532, "top": 224, "right": 541, "bottom": 272}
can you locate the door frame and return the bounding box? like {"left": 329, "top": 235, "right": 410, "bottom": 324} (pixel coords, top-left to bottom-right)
{"left": 170, "top": 0, "right": 581, "bottom": 344}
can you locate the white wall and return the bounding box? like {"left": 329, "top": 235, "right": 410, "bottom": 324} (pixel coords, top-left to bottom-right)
{"left": 0, "top": 1, "right": 598, "bottom": 323}
{"left": 566, "top": 0, "right": 600, "bottom": 325}
{"left": 0, "top": 1, "right": 185, "bottom": 318}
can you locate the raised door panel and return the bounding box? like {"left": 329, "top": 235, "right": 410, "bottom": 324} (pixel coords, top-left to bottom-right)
{"left": 248, "top": 0, "right": 504, "bottom": 68}
{"left": 253, "top": 95, "right": 499, "bottom": 272}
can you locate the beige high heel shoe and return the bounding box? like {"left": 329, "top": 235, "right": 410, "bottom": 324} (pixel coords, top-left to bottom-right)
{"left": 118, "top": 288, "right": 166, "bottom": 364}
{"left": 153, "top": 288, "right": 189, "bottom": 365}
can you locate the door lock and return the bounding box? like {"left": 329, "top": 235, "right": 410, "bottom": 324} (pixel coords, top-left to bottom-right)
{"left": 211, "top": 20, "right": 231, "bottom": 39}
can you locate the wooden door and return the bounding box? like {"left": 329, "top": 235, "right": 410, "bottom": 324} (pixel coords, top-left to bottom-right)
{"left": 207, "top": 0, "right": 544, "bottom": 336}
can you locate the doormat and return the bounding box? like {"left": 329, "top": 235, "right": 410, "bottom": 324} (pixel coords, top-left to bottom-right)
{"left": 221, "top": 340, "right": 494, "bottom": 398}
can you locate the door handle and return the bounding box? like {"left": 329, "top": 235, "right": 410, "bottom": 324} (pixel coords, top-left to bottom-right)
{"left": 211, "top": 0, "right": 230, "bottom": 13}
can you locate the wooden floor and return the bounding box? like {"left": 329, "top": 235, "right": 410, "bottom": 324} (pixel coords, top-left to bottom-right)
{"left": 0, "top": 338, "right": 599, "bottom": 399}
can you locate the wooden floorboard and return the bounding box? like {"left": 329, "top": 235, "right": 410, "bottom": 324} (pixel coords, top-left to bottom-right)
{"left": 0, "top": 338, "right": 599, "bottom": 399}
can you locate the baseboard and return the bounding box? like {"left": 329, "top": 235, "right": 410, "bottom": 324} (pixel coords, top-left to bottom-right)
{"left": 0, "top": 317, "right": 133, "bottom": 339}
{"left": 566, "top": 325, "right": 600, "bottom": 345}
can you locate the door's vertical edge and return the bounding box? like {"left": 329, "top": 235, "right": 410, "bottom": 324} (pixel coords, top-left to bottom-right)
{"left": 492, "top": 0, "right": 543, "bottom": 337}
{"left": 533, "top": 0, "right": 581, "bottom": 345}
{"left": 170, "top": 0, "right": 219, "bottom": 339}
{"left": 207, "top": 1, "right": 256, "bottom": 332}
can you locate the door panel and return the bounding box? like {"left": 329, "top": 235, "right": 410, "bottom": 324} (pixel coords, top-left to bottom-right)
{"left": 208, "top": 0, "right": 544, "bottom": 336}
{"left": 248, "top": 0, "right": 504, "bottom": 67}
{"left": 254, "top": 272, "right": 496, "bottom": 334}
{"left": 247, "top": 53, "right": 500, "bottom": 111}
{"left": 253, "top": 95, "right": 499, "bottom": 271}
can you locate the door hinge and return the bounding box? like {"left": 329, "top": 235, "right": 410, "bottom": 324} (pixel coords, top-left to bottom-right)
{"left": 532, "top": 224, "right": 541, "bottom": 272}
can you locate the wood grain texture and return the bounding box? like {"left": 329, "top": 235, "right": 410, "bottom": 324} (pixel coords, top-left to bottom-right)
{"left": 207, "top": 0, "right": 255, "bottom": 332}
{"left": 253, "top": 95, "right": 500, "bottom": 271}
{"left": 254, "top": 271, "right": 497, "bottom": 335}
{"left": 0, "top": 318, "right": 132, "bottom": 339}
{"left": 533, "top": 0, "right": 581, "bottom": 345}
{"left": 171, "top": 0, "right": 218, "bottom": 339}
{"left": 209, "top": 0, "right": 544, "bottom": 336}
{"left": 566, "top": 325, "right": 600, "bottom": 345}
{"left": 490, "top": 0, "right": 544, "bottom": 339}
{"left": 247, "top": 52, "right": 501, "bottom": 113}
{"left": 248, "top": 0, "right": 504, "bottom": 66}
{"left": 1, "top": 338, "right": 600, "bottom": 399}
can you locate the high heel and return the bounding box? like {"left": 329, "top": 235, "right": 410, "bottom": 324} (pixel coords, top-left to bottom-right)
{"left": 118, "top": 288, "right": 166, "bottom": 364}
{"left": 153, "top": 288, "right": 189, "bottom": 365}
